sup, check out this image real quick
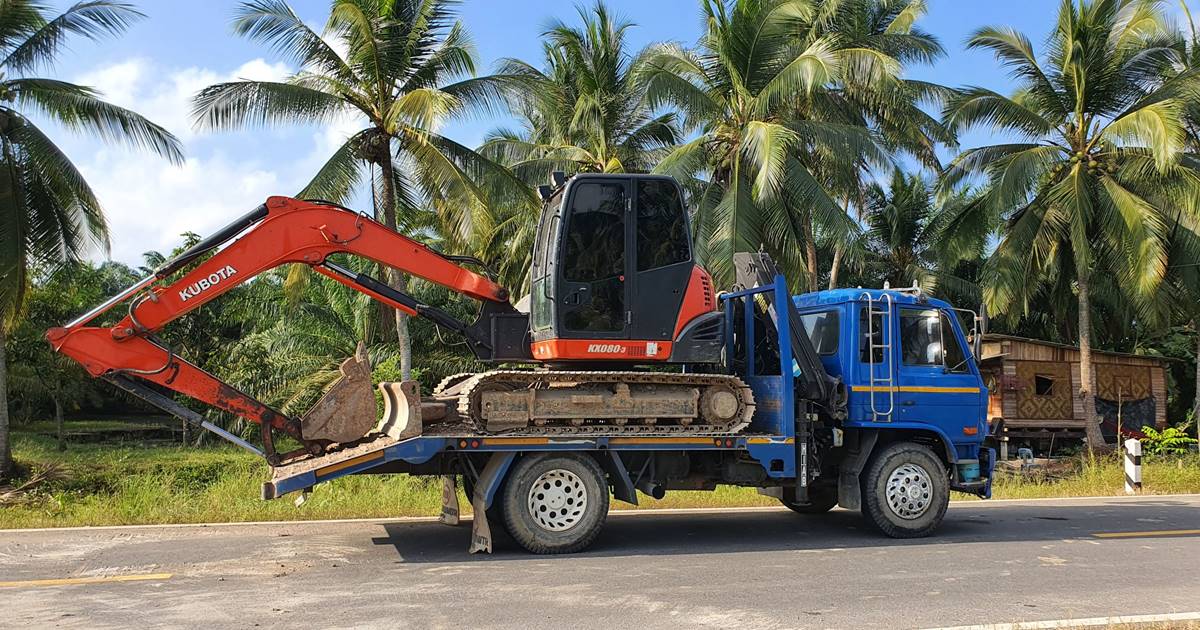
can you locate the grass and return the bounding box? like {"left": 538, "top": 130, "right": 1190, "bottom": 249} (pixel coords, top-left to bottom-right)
{"left": 1, "top": 429, "right": 1198, "bottom": 529}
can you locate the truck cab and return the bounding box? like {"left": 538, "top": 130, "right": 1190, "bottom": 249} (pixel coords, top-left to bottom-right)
{"left": 793, "top": 288, "right": 989, "bottom": 477}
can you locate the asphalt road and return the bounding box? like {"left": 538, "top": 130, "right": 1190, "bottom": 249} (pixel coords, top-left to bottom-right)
{"left": 2, "top": 495, "right": 1199, "bottom": 630}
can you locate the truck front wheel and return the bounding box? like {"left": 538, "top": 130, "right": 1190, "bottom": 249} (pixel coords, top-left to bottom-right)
{"left": 501, "top": 453, "right": 609, "bottom": 554}
{"left": 861, "top": 442, "right": 949, "bottom": 538}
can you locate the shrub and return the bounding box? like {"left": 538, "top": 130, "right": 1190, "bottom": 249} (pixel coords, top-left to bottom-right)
{"left": 1139, "top": 421, "right": 1198, "bottom": 456}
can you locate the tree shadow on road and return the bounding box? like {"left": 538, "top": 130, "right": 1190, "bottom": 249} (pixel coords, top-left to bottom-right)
{"left": 370, "top": 498, "right": 1200, "bottom": 564}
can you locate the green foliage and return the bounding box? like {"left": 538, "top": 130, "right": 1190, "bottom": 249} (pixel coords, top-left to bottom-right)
{"left": 1139, "top": 420, "right": 1199, "bottom": 456}
{"left": 5, "top": 261, "right": 141, "bottom": 422}
{"left": 640, "top": 0, "right": 951, "bottom": 289}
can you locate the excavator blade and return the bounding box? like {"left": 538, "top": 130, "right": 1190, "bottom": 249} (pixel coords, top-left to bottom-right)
{"left": 376, "top": 380, "right": 428, "bottom": 440}
{"left": 299, "top": 343, "right": 378, "bottom": 443}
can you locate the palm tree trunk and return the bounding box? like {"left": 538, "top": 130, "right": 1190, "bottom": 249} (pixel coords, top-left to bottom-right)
{"left": 1193, "top": 320, "right": 1199, "bottom": 430}
{"left": 1077, "top": 275, "right": 1105, "bottom": 450}
{"left": 54, "top": 394, "right": 65, "bottom": 452}
{"left": 828, "top": 244, "right": 843, "bottom": 290}
{"left": 377, "top": 154, "right": 413, "bottom": 381}
{"left": 0, "top": 319, "right": 11, "bottom": 478}
{"left": 802, "top": 214, "right": 819, "bottom": 293}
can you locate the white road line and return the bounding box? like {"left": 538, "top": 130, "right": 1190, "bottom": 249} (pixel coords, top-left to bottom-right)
{"left": 0, "top": 493, "right": 1196, "bottom": 534}
{"left": 923, "top": 611, "right": 1200, "bottom": 630}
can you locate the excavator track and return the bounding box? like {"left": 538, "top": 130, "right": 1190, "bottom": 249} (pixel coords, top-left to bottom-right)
{"left": 440, "top": 370, "right": 756, "bottom": 436}
{"left": 433, "top": 372, "right": 477, "bottom": 396}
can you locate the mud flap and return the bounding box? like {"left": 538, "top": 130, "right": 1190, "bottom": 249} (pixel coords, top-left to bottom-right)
{"left": 468, "top": 454, "right": 515, "bottom": 554}
{"left": 469, "top": 492, "right": 493, "bottom": 554}
{"left": 299, "top": 343, "right": 378, "bottom": 443}
{"left": 439, "top": 475, "right": 460, "bottom": 526}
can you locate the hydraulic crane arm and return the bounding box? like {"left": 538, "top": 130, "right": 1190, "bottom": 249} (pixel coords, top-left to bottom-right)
{"left": 46, "top": 196, "right": 524, "bottom": 464}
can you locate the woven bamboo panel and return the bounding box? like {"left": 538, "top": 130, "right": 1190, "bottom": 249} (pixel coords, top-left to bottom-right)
{"left": 1015, "top": 361, "right": 1072, "bottom": 420}
{"left": 1095, "top": 364, "right": 1151, "bottom": 400}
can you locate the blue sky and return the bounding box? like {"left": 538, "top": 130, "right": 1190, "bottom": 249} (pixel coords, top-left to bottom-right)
{"left": 34, "top": 0, "right": 1193, "bottom": 264}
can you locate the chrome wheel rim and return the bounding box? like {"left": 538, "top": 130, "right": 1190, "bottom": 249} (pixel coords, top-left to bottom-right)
{"left": 885, "top": 463, "right": 932, "bottom": 520}
{"left": 527, "top": 469, "right": 587, "bottom": 531}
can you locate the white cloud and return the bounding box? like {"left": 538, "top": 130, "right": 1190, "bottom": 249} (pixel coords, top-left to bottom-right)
{"left": 80, "top": 149, "right": 285, "bottom": 264}
{"left": 75, "top": 57, "right": 291, "bottom": 140}
{"left": 60, "top": 57, "right": 369, "bottom": 266}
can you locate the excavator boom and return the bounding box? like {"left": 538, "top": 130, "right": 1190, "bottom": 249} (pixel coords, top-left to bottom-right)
{"left": 47, "top": 196, "right": 519, "bottom": 463}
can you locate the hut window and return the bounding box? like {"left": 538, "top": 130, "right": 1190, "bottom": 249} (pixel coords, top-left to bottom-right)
{"left": 1034, "top": 374, "right": 1056, "bottom": 396}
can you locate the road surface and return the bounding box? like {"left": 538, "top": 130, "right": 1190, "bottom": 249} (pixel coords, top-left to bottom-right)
{"left": 2, "top": 495, "right": 1198, "bottom": 629}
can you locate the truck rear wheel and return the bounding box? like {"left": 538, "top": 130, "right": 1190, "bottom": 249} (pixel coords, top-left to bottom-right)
{"left": 500, "top": 453, "right": 609, "bottom": 554}
{"left": 861, "top": 442, "right": 948, "bottom": 538}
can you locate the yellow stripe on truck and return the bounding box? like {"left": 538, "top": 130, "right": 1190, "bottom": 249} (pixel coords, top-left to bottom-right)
{"left": 315, "top": 450, "right": 384, "bottom": 477}
{"left": 849, "top": 384, "right": 979, "bottom": 393}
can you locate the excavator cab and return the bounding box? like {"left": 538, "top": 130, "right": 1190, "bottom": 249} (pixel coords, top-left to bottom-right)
{"left": 528, "top": 174, "right": 722, "bottom": 364}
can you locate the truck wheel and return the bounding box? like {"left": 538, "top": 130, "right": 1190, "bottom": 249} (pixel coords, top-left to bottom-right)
{"left": 500, "top": 453, "right": 609, "bottom": 554}
{"left": 861, "top": 442, "right": 948, "bottom": 538}
{"left": 780, "top": 483, "right": 838, "bottom": 514}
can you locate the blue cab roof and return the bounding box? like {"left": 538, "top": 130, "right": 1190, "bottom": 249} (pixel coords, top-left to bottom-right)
{"left": 791, "top": 287, "right": 955, "bottom": 311}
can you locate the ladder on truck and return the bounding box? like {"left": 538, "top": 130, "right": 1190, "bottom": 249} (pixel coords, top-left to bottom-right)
{"left": 860, "top": 291, "right": 895, "bottom": 422}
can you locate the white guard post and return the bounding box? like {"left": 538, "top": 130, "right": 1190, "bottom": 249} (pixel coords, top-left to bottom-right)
{"left": 1124, "top": 438, "right": 1142, "bottom": 494}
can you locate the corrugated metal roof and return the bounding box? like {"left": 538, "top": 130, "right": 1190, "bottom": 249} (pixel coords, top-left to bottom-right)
{"left": 981, "top": 333, "right": 1175, "bottom": 363}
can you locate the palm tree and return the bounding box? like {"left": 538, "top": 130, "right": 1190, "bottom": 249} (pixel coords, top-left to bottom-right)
{"left": 192, "top": 0, "right": 520, "bottom": 381}
{"left": 0, "top": 0, "right": 184, "bottom": 477}
{"left": 464, "top": 2, "right": 682, "bottom": 293}
{"left": 942, "top": 0, "right": 1200, "bottom": 449}
{"left": 482, "top": 2, "right": 680, "bottom": 178}
{"left": 1171, "top": 0, "right": 1200, "bottom": 427}
{"left": 855, "top": 168, "right": 985, "bottom": 300}
{"left": 643, "top": 0, "right": 950, "bottom": 289}
{"left": 640, "top": 0, "right": 948, "bottom": 289}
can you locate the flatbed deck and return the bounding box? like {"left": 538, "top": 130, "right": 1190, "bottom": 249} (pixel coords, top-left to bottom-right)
{"left": 265, "top": 430, "right": 794, "bottom": 499}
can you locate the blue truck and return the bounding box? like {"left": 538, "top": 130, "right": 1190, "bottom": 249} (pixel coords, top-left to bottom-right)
{"left": 52, "top": 173, "right": 994, "bottom": 555}
{"left": 264, "top": 257, "right": 994, "bottom": 553}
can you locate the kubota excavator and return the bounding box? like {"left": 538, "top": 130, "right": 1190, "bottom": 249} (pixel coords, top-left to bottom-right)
{"left": 47, "top": 173, "right": 840, "bottom": 466}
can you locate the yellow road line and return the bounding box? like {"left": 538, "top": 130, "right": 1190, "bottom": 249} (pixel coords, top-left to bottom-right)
{"left": 1092, "top": 529, "right": 1200, "bottom": 539}
{"left": 0, "top": 573, "right": 173, "bottom": 588}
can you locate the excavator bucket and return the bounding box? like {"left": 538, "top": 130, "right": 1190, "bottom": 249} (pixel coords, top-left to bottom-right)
{"left": 299, "top": 343, "right": 378, "bottom": 443}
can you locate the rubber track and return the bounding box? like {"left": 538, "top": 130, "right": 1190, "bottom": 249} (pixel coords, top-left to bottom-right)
{"left": 451, "top": 370, "right": 756, "bottom": 436}
{"left": 432, "top": 372, "right": 476, "bottom": 396}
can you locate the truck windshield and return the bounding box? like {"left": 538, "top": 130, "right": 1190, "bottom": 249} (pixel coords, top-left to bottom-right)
{"left": 899, "top": 308, "right": 969, "bottom": 372}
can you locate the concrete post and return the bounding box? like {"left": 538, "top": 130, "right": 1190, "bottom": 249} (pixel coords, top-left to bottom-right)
{"left": 1124, "top": 438, "right": 1142, "bottom": 494}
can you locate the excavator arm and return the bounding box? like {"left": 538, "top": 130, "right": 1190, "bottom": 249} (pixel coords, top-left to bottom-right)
{"left": 46, "top": 196, "right": 525, "bottom": 464}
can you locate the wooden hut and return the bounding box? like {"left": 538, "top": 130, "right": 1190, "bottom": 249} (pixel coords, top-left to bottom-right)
{"left": 978, "top": 334, "right": 1169, "bottom": 453}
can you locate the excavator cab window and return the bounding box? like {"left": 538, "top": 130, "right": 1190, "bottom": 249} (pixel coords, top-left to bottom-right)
{"left": 560, "top": 181, "right": 628, "bottom": 334}
{"left": 636, "top": 179, "right": 689, "bottom": 271}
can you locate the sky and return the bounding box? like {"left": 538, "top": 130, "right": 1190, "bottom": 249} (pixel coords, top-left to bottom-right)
{"left": 30, "top": 0, "right": 1195, "bottom": 266}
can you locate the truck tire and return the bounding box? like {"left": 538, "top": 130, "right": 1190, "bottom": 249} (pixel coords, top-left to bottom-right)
{"left": 780, "top": 483, "right": 838, "bottom": 514}
{"left": 500, "top": 453, "right": 609, "bottom": 554}
{"left": 860, "top": 442, "right": 948, "bottom": 538}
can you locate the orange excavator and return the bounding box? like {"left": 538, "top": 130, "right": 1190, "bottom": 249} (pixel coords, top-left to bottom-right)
{"left": 47, "top": 173, "right": 838, "bottom": 466}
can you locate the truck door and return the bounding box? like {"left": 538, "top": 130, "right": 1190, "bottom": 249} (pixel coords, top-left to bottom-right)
{"left": 894, "top": 307, "right": 982, "bottom": 430}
